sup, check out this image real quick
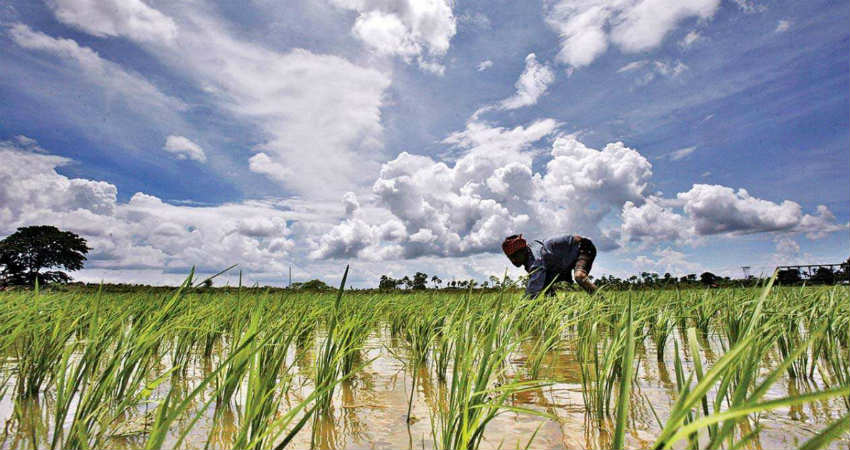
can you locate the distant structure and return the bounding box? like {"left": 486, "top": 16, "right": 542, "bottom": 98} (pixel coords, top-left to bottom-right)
{"left": 741, "top": 266, "right": 751, "bottom": 279}
{"left": 775, "top": 261, "right": 849, "bottom": 283}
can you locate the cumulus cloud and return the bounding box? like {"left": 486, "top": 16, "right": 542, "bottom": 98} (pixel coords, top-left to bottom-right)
{"left": 499, "top": 54, "right": 555, "bottom": 110}
{"left": 544, "top": 0, "right": 721, "bottom": 68}
{"left": 314, "top": 121, "right": 656, "bottom": 260}
{"left": 0, "top": 137, "right": 295, "bottom": 275}
{"left": 247, "top": 153, "right": 292, "bottom": 183}
{"left": 8, "top": 24, "right": 184, "bottom": 112}
{"left": 678, "top": 185, "right": 804, "bottom": 235}
{"left": 48, "top": 0, "right": 178, "bottom": 43}
{"left": 343, "top": 192, "right": 360, "bottom": 217}
{"left": 633, "top": 247, "right": 703, "bottom": 275}
{"left": 774, "top": 237, "right": 800, "bottom": 259}
{"left": 331, "top": 0, "right": 457, "bottom": 74}
{"left": 620, "top": 197, "right": 692, "bottom": 245}
{"left": 163, "top": 135, "right": 206, "bottom": 163}
{"left": 313, "top": 122, "right": 845, "bottom": 261}
{"left": 620, "top": 184, "right": 847, "bottom": 245}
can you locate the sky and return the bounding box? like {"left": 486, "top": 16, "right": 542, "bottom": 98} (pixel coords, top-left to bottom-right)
{"left": 0, "top": 0, "right": 847, "bottom": 288}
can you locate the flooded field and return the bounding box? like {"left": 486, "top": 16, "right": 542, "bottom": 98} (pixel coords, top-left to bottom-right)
{"left": 0, "top": 277, "right": 848, "bottom": 449}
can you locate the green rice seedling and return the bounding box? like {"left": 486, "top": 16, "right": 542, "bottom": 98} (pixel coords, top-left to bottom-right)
{"left": 313, "top": 265, "right": 353, "bottom": 417}
{"left": 612, "top": 297, "right": 635, "bottom": 450}
{"left": 650, "top": 306, "right": 675, "bottom": 362}
{"left": 432, "top": 315, "right": 453, "bottom": 383}
{"left": 576, "top": 296, "right": 634, "bottom": 423}
{"left": 12, "top": 291, "right": 79, "bottom": 398}
{"left": 400, "top": 307, "right": 439, "bottom": 423}
{"left": 431, "top": 292, "right": 551, "bottom": 450}
{"left": 229, "top": 311, "right": 302, "bottom": 450}
{"left": 650, "top": 273, "right": 850, "bottom": 450}
{"left": 695, "top": 289, "right": 725, "bottom": 339}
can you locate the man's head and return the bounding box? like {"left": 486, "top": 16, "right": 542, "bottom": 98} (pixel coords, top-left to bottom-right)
{"left": 502, "top": 234, "right": 529, "bottom": 267}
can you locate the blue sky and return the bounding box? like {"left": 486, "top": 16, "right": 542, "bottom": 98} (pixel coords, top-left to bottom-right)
{"left": 0, "top": 0, "right": 847, "bottom": 287}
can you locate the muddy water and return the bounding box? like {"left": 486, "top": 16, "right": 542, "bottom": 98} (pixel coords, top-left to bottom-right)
{"left": 1, "top": 327, "right": 847, "bottom": 450}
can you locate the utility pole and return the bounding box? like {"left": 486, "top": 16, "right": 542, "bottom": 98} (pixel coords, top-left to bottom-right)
{"left": 288, "top": 265, "right": 292, "bottom": 288}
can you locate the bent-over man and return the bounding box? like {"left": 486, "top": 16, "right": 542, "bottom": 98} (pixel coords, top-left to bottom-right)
{"left": 502, "top": 234, "right": 597, "bottom": 298}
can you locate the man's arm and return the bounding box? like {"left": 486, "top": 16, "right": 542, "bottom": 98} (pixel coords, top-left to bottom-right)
{"left": 525, "top": 267, "right": 547, "bottom": 299}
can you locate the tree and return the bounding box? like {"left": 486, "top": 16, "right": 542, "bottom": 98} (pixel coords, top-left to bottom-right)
{"left": 379, "top": 275, "right": 400, "bottom": 291}
{"left": 431, "top": 275, "right": 442, "bottom": 289}
{"left": 412, "top": 272, "right": 428, "bottom": 290}
{"left": 0, "top": 225, "right": 90, "bottom": 287}
{"left": 776, "top": 269, "right": 801, "bottom": 285}
{"left": 810, "top": 267, "right": 835, "bottom": 285}
{"left": 700, "top": 272, "right": 718, "bottom": 286}
{"left": 293, "top": 279, "right": 332, "bottom": 290}
{"left": 837, "top": 258, "right": 850, "bottom": 282}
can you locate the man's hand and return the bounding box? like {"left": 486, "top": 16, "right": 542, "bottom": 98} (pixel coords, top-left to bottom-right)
{"left": 574, "top": 269, "right": 597, "bottom": 295}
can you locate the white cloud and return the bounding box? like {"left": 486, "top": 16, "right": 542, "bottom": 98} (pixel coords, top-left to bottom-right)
{"left": 352, "top": 10, "right": 421, "bottom": 58}
{"left": 774, "top": 237, "right": 800, "bottom": 259}
{"left": 477, "top": 60, "right": 493, "bottom": 71}
{"left": 620, "top": 197, "right": 692, "bottom": 245}
{"left": 620, "top": 184, "right": 847, "bottom": 245}
{"left": 632, "top": 247, "right": 703, "bottom": 275}
{"left": 618, "top": 60, "right": 648, "bottom": 72}
{"left": 795, "top": 205, "right": 847, "bottom": 239}
{"left": 654, "top": 60, "right": 688, "bottom": 78}
{"left": 41, "top": 2, "right": 392, "bottom": 199}
{"left": 178, "top": 31, "right": 391, "bottom": 198}
{"left": 679, "top": 185, "right": 804, "bottom": 235}
{"left": 618, "top": 59, "right": 687, "bottom": 85}
{"left": 668, "top": 146, "right": 696, "bottom": 161}
{"left": 731, "top": 0, "right": 767, "bottom": 14}
{"left": 163, "top": 135, "right": 206, "bottom": 163}
{"left": 343, "top": 192, "right": 360, "bottom": 217}
{"left": 499, "top": 54, "right": 556, "bottom": 110}
{"left": 8, "top": 24, "right": 184, "bottom": 113}
{"left": 314, "top": 121, "right": 655, "bottom": 260}
{"left": 473, "top": 54, "right": 555, "bottom": 118}
{"left": 48, "top": 0, "right": 178, "bottom": 43}
{"left": 0, "top": 138, "right": 296, "bottom": 276}
{"left": 458, "top": 11, "right": 491, "bottom": 29}
{"left": 248, "top": 153, "right": 293, "bottom": 183}
{"left": 331, "top": 0, "right": 457, "bottom": 73}
{"left": 679, "top": 30, "right": 702, "bottom": 48}
{"left": 775, "top": 20, "right": 791, "bottom": 33}
{"left": 545, "top": 0, "right": 721, "bottom": 68}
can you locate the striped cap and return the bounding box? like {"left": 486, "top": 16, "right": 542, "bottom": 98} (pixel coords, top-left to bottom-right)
{"left": 502, "top": 234, "right": 528, "bottom": 257}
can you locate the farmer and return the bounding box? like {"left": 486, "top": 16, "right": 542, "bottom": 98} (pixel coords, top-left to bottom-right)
{"left": 502, "top": 234, "right": 597, "bottom": 298}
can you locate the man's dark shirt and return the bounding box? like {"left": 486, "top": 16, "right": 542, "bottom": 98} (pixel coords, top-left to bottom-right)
{"left": 523, "top": 235, "right": 581, "bottom": 298}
